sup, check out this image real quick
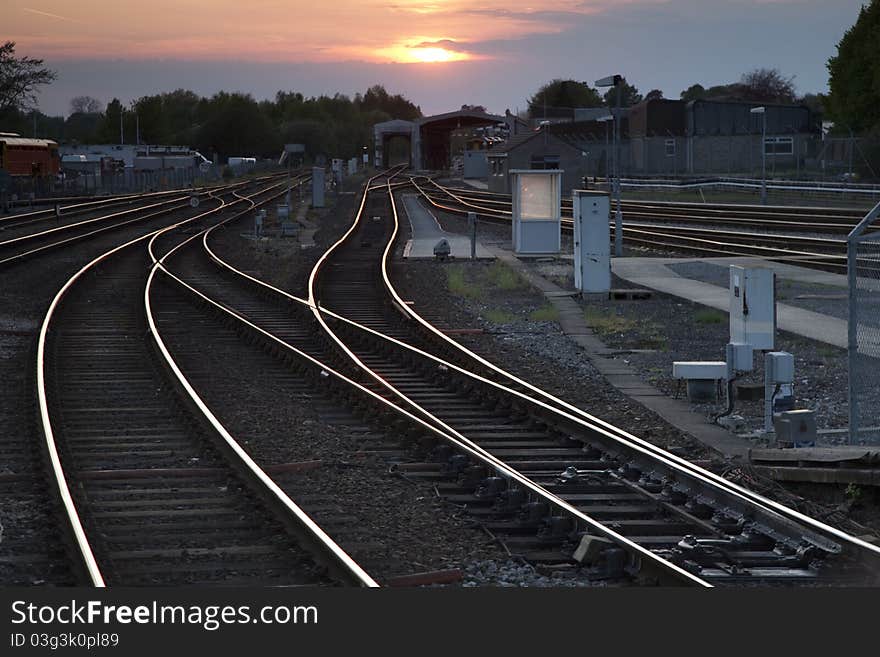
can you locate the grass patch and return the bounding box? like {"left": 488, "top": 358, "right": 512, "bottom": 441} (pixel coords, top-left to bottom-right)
{"left": 447, "top": 265, "right": 483, "bottom": 299}
{"left": 585, "top": 308, "right": 639, "bottom": 334}
{"left": 486, "top": 260, "right": 523, "bottom": 290}
{"left": 694, "top": 308, "right": 726, "bottom": 324}
{"left": 483, "top": 309, "right": 517, "bottom": 324}
{"left": 817, "top": 344, "right": 842, "bottom": 358}
{"left": 529, "top": 305, "right": 560, "bottom": 322}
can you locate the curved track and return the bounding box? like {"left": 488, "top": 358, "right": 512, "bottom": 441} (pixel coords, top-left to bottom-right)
{"left": 413, "top": 178, "right": 874, "bottom": 271}
{"left": 304, "top": 172, "right": 880, "bottom": 585}
{"left": 35, "top": 176, "right": 375, "bottom": 586}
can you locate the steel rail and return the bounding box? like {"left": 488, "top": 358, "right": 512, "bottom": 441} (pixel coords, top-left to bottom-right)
{"left": 425, "top": 179, "right": 868, "bottom": 223}
{"left": 34, "top": 189, "right": 235, "bottom": 586}
{"left": 383, "top": 186, "right": 880, "bottom": 570}
{"left": 296, "top": 170, "right": 710, "bottom": 585}
{"left": 165, "top": 232, "right": 706, "bottom": 586}
{"left": 199, "top": 173, "right": 880, "bottom": 582}
{"left": 143, "top": 178, "right": 377, "bottom": 588}
{"left": 32, "top": 178, "right": 288, "bottom": 586}
{"left": 410, "top": 178, "right": 858, "bottom": 271}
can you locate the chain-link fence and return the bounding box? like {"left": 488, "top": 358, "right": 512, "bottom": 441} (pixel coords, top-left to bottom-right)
{"left": 0, "top": 161, "right": 285, "bottom": 208}
{"left": 848, "top": 202, "right": 880, "bottom": 444}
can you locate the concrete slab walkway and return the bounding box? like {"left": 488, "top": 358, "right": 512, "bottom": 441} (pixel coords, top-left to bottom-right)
{"left": 400, "top": 194, "right": 494, "bottom": 259}
{"left": 488, "top": 246, "right": 752, "bottom": 458}
{"left": 612, "top": 257, "right": 848, "bottom": 348}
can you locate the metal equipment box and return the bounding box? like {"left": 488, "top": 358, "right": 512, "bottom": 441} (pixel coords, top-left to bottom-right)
{"left": 773, "top": 409, "right": 817, "bottom": 447}
{"left": 572, "top": 190, "right": 611, "bottom": 294}
{"left": 511, "top": 170, "right": 562, "bottom": 254}
{"left": 729, "top": 266, "right": 776, "bottom": 350}
{"left": 672, "top": 361, "right": 728, "bottom": 381}
{"left": 312, "top": 167, "right": 325, "bottom": 208}
{"left": 765, "top": 351, "right": 794, "bottom": 384}
{"left": 726, "top": 342, "right": 754, "bottom": 374}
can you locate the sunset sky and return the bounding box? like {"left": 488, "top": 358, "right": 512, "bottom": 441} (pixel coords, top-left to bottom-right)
{"left": 4, "top": 0, "right": 867, "bottom": 116}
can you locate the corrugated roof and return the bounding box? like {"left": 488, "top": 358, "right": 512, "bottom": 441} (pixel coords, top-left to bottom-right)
{"left": 1, "top": 137, "right": 58, "bottom": 147}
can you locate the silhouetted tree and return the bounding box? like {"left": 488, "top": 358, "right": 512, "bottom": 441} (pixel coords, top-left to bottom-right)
{"left": 602, "top": 78, "right": 642, "bottom": 107}
{"left": 528, "top": 79, "right": 603, "bottom": 118}
{"left": 69, "top": 95, "right": 103, "bottom": 115}
{"left": 827, "top": 0, "right": 880, "bottom": 132}
{"left": 0, "top": 41, "right": 56, "bottom": 113}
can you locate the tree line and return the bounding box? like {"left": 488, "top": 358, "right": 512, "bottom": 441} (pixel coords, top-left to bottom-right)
{"left": 1, "top": 46, "right": 421, "bottom": 161}
{"left": 2, "top": 0, "right": 879, "bottom": 155}
{"left": 527, "top": 69, "right": 816, "bottom": 120}
{"left": 525, "top": 0, "right": 879, "bottom": 140}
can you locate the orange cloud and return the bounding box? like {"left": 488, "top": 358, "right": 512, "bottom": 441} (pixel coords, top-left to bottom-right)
{"left": 5, "top": 0, "right": 664, "bottom": 62}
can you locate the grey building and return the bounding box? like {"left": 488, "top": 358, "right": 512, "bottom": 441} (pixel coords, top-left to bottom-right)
{"left": 487, "top": 117, "right": 628, "bottom": 194}
{"left": 684, "top": 99, "right": 817, "bottom": 175}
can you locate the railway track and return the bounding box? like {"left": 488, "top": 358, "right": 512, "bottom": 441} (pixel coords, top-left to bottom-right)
{"left": 147, "top": 167, "right": 880, "bottom": 585}
{"left": 144, "top": 168, "right": 877, "bottom": 585}
{"left": 413, "top": 178, "right": 875, "bottom": 270}
{"left": 425, "top": 180, "right": 868, "bottom": 231}
{"left": 14, "top": 167, "right": 880, "bottom": 587}
{"left": 33, "top": 175, "right": 376, "bottom": 586}
{"left": 301, "top": 171, "right": 880, "bottom": 585}
{"left": 0, "top": 177, "right": 287, "bottom": 586}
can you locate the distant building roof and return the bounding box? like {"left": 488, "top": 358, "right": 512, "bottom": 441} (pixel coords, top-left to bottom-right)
{"left": 0, "top": 137, "right": 57, "bottom": 147}
{"left": 487, "top": 130, "right": 540, "bottom": 155}
{"left": 417, "top": 109, "right": 505, "bottom": 126}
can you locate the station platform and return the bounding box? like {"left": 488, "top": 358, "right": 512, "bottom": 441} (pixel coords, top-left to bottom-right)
{"left": 400, "top": 194, "right": 494, "bottom": 259}
{"left": 612, "top": 256, "right": 847, "bottom": 348}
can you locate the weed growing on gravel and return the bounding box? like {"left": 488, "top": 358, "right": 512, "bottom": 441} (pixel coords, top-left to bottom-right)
{"left": 584, "top": 308, "right": 638, "bottom": 334}
{"left": 486, "top": 261, "right": 523, "bottom": 290}
{"left": 817, "top": 344, "right": 842, "bottom": 358}
{"left": 483, "top": 309, "right": 517, "bottom": 324}
{"left": 694, "top": 308, "right": 725, "bottom": 324}
{"left": 447, "top": 265, "right": 483, "bottom": 299}
{"left": 529, "top": 305, "right": 559, "bottom": 322}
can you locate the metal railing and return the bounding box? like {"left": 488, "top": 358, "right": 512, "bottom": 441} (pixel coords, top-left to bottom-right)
{"left": 847, "top": 201, "right": 880, "bottom": 444}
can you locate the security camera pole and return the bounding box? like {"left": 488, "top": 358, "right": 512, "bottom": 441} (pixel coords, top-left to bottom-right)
{"left": 596, "top": 74, "right": 623, "bottom": 256}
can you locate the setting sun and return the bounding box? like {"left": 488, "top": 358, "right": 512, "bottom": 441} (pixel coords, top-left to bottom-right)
{"left": 373, "top": 38, "right": 474, "bottom": 64}
{"left": 409, "top": 47, "right": 459, "bottom": 63}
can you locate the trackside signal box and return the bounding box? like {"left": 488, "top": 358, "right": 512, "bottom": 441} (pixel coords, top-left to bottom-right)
{"left": 572, "top": 190, "right": 611, "bottom": 294}
{"left": 510, "top": 170, "right": 562, "bottom": 254}
{"left": 729, "top": 265, "right": 776, "bottom": 350}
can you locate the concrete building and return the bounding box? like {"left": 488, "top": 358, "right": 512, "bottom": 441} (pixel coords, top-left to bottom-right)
{"left": 488, "top": 116, "right": 630, "bottom": 194}
{"left": 486, "top": 99, "right": 819, "bottom": 189}
{"left": 684, "top": 99, "right": 817, "bottom": 175}
{"left": 374, "top": 109, "right": 520, "bottom": 171}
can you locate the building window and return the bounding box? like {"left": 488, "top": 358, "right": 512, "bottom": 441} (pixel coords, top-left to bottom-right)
{"left": 764, "top": 136, "right": 793, "bottom": 155}
{"left": 530, "top": 155, "right": 560, "bottom": 170}
{"left": 665, "top": 139, "right": 676, "bottom": 156}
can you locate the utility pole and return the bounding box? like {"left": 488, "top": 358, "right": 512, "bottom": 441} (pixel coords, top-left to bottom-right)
{"left": 120, "top": 106, "right": 124, "bottom": 145}
{"left": 751, "top": 106, "right": 766, "bottom": 204}
{"left": 596, "top": 74, "right": 624, "bottom": 256}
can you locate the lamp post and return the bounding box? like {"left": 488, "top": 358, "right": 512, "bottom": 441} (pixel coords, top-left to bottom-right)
{"left": 751, "top": 106, "right": 766, "bottom": 204}
{"left": 596, "top": 75, "right": 623, "bottom": 256}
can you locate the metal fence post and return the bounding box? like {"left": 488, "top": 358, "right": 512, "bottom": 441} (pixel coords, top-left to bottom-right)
{"left": 848, "top": 201, "right": 880, "bottom": 444}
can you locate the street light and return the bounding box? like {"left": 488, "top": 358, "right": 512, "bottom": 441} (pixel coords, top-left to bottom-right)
{"left": 751, "top": 106, "right": 766, "bottom": 204}
{"left": 596, "top": 75, "right": 623, "bottom": 256}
